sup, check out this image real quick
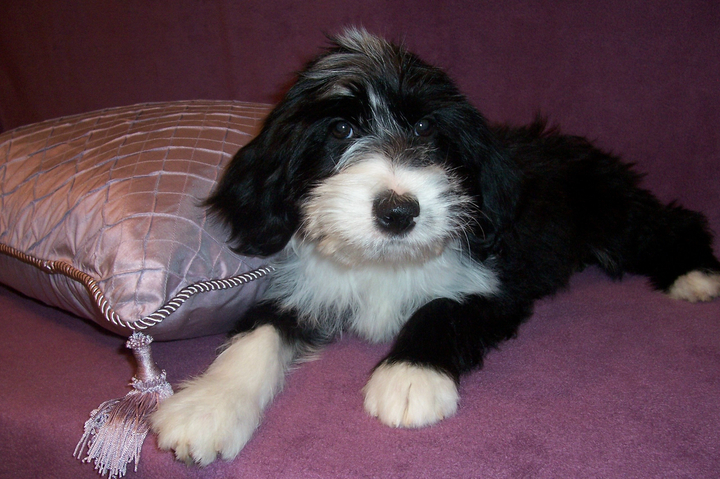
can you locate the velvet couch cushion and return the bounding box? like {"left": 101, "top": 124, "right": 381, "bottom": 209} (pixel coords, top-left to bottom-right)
{"left": 0, "top": 100, "right": 273, "bottom": 340}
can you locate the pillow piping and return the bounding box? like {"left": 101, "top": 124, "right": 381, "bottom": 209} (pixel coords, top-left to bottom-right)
{"left": 0, "top": 242, "right": 274, "bottom": 332}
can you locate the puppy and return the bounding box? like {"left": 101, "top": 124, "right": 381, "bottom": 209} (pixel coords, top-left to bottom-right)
{"left": 151, "top": 28, "right": 720, "bottom": 465}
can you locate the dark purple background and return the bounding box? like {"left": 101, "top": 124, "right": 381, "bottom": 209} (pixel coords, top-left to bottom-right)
{"left": 2, "top": 0, "right": 718, "bottom": 215}
{"left": 1, "top": 1, "right": 719, "bottom": 477}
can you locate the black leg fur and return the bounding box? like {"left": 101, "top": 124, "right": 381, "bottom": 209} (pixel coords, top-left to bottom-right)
{"left": 230, "top": 302, "right": 331, "bottom": 355}
{"left": 619, "top": 200, "right": 720, "bottom": 290}
{"left": 382, "top": 296, "right": 534, "bottom": 382}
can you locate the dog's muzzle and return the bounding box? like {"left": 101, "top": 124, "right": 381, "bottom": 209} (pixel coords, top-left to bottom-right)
{"left": 372, "top": 190, "right": 420, "bottom": 236}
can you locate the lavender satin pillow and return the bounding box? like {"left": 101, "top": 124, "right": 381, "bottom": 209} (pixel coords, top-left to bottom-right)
{"left": 0, "top": 101, "right": 274, "bottom": 340}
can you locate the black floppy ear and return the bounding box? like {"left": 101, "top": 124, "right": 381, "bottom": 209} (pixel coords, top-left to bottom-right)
{"left": 474, "top": 129, "right": 520, "bottom": 239}
{"left": 206, "top": 42, "right": 349, "bottom": 256}
{"left": 205, "top": 124, "right": 300, "bottom": 256}
{"left": 449, "top": 106, "right": 521, "bottom": 249}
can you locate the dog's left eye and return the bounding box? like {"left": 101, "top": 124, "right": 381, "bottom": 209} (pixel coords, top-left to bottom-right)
{"left": 330, "top": 120, "right": 355, "bottom": 139}
{"left": 413, "top": 117, "right": 435, "bottom": 137}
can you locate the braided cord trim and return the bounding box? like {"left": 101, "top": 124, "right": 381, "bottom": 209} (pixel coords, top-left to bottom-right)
{"left": 0, "top": 242, "right": 274, "bottom": 331}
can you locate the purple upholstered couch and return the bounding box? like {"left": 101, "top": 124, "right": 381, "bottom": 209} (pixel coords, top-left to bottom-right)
{"left": 1, "top": 2, "right": 719, "bottom": 478}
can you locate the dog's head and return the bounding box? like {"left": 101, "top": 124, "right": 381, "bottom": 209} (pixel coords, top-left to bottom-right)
{"left": 207, "top": 28, "right": 519, "bottom": 264}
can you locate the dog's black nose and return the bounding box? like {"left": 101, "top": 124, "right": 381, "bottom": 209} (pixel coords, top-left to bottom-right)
{"left": 372, "top": 191, "right": 420, "bottom": 236}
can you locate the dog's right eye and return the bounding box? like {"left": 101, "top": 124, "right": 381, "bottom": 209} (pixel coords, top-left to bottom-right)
{"left": 330, "top": 121, "right": 354, "bottom": 139}
{"left": 413, "top": 117, "right": 435, "bottom": 137}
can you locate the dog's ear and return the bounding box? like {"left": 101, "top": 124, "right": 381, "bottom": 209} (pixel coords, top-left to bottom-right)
{"left": 205, "top": 114, "right": 301, "bottom": 256}
{"left": 447, "top": 106, "right": 521, "bottom": 249}
{"left": 475, "top": 127, "right": 521, "bottom": 239}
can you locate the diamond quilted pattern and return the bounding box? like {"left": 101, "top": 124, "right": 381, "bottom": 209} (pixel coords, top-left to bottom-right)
{"left": 0, "top": 101, "right": 274, "bottom": 339}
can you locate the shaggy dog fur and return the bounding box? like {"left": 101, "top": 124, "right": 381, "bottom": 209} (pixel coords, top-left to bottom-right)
{"left": 151, "top": 29, "right": 720, "bottom": 465}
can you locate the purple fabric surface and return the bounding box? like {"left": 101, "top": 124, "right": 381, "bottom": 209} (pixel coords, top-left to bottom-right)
{"left": 2, "top": 269, "right": 719, "bottom": 478}
{"left": 1, "top": 1, "right": 719, "bottom": 478}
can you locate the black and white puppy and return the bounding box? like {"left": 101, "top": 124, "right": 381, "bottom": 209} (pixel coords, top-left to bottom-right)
{"left": 151, "top": 28, "right": 720, "bottom": 465}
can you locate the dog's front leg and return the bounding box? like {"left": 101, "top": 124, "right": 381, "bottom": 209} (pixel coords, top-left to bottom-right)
{"left": 363, "top": 295, "right": 531, "bottom": 428}
{"left": 151, "top": 322, "right": 296, "bottom": 465}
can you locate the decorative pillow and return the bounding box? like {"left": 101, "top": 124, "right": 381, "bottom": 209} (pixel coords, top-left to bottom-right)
{"left": 0, "top": 100, "right": 275, "bottom": 340}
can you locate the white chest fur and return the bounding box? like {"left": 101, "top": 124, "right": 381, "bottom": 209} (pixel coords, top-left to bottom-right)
{"left": 263, "top": 239, "right": 499, "bottom": 342}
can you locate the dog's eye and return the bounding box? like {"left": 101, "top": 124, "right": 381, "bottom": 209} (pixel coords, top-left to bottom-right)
{"left": 331, "top": 121, "right": 354, "bottom": 139}
{"left": 413, "top": 117, "right": 435, "bottom": 137}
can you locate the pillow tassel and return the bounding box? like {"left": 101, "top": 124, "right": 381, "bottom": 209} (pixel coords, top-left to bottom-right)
{"left": 74, "top": 332, "right": 173, "bottom": 478}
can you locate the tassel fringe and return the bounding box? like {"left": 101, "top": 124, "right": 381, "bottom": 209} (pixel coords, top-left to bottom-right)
{"left": 75, "top": 332, "right": 173, "bottom": 478}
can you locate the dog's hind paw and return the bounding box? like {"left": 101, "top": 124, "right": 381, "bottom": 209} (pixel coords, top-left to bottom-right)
{"left": 363, "top": 362, "right": 458, "bottom": 428}
{"left": 667, "top": 271, "right": 720, "bottom": 303}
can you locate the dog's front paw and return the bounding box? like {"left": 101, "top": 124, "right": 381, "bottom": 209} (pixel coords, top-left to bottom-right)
{"left": 151, "top": 324, "right": 290, "bottom": 465}
{"left": 150, "top": 378, "right": 259, "bottom": 466}
{"left": 363, "top": 361, "right": 459, "bottom": 428}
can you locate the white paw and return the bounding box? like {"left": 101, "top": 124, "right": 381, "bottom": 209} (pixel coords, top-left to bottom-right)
{"left": 363, "top": 362, "right": 459, "bottom": 428}
{"left": 150, "top": 325, "right": 292, "bottom": 465}
{"left": 668, "top": 271, "right": 720, "bottom": 303}
{"left": 151, "top": 377, "right": 260, "bottom": 466}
